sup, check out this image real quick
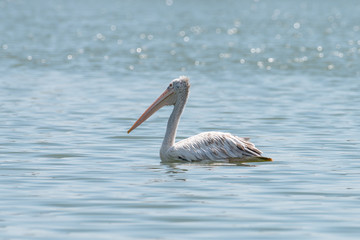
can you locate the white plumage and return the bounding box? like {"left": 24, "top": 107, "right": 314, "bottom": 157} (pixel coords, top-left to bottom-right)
{"left": 166, "top": 132, "right": 262, "bottom": 161}
{"left": 128, "top": 76, "right": 271, "bottom": 162}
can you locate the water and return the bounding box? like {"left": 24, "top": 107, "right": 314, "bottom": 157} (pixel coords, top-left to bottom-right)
{"left": 1, "top": 0, "right": 360, "bottom": 239}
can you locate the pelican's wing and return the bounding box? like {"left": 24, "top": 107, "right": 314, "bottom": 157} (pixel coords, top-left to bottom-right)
{"left": 167, "top": 131, "right": 263, "bottom": 161}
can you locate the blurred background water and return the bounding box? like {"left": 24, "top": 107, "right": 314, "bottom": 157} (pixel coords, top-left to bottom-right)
{"left": 1, "top": 0, "right": 360, "bottom": 239}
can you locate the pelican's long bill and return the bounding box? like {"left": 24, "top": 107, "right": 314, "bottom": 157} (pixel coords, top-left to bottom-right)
{"left": 127, "top": 87, "right": 175, "bottom": 134}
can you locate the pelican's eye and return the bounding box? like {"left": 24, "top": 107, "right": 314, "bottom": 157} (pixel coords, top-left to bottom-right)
{"left": 169, "top": 83, "right": 173, "bottom": 88}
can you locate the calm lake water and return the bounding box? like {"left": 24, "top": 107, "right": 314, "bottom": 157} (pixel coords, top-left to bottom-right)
{"left": 1, "top": 0, "right": 360, "bottom": 239}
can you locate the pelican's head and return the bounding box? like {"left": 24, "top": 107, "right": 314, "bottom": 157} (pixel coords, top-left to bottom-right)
{"left": 165, "top": 76, "right": 190, "bottom": 104}
{"left": 127, "top": 76, "right": 190, "bottom": 134}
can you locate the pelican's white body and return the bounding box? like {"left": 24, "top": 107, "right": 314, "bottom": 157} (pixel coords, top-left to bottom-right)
{"left": 161, "top": 131, "right": 262, "bottom": 161}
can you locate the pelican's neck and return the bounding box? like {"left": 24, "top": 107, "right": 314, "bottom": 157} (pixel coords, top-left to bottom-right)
{"left": 161, "top": 91, "right": 188, "bottom": 153}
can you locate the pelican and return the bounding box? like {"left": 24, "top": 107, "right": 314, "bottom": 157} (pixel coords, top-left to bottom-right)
{"left": 128, "top": 76, "right": 272, "bottom": 162}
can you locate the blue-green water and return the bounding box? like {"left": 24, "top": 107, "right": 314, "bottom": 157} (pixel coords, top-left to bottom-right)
{"left": 1, "top": 0, "right": 360, "bottom": 239}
